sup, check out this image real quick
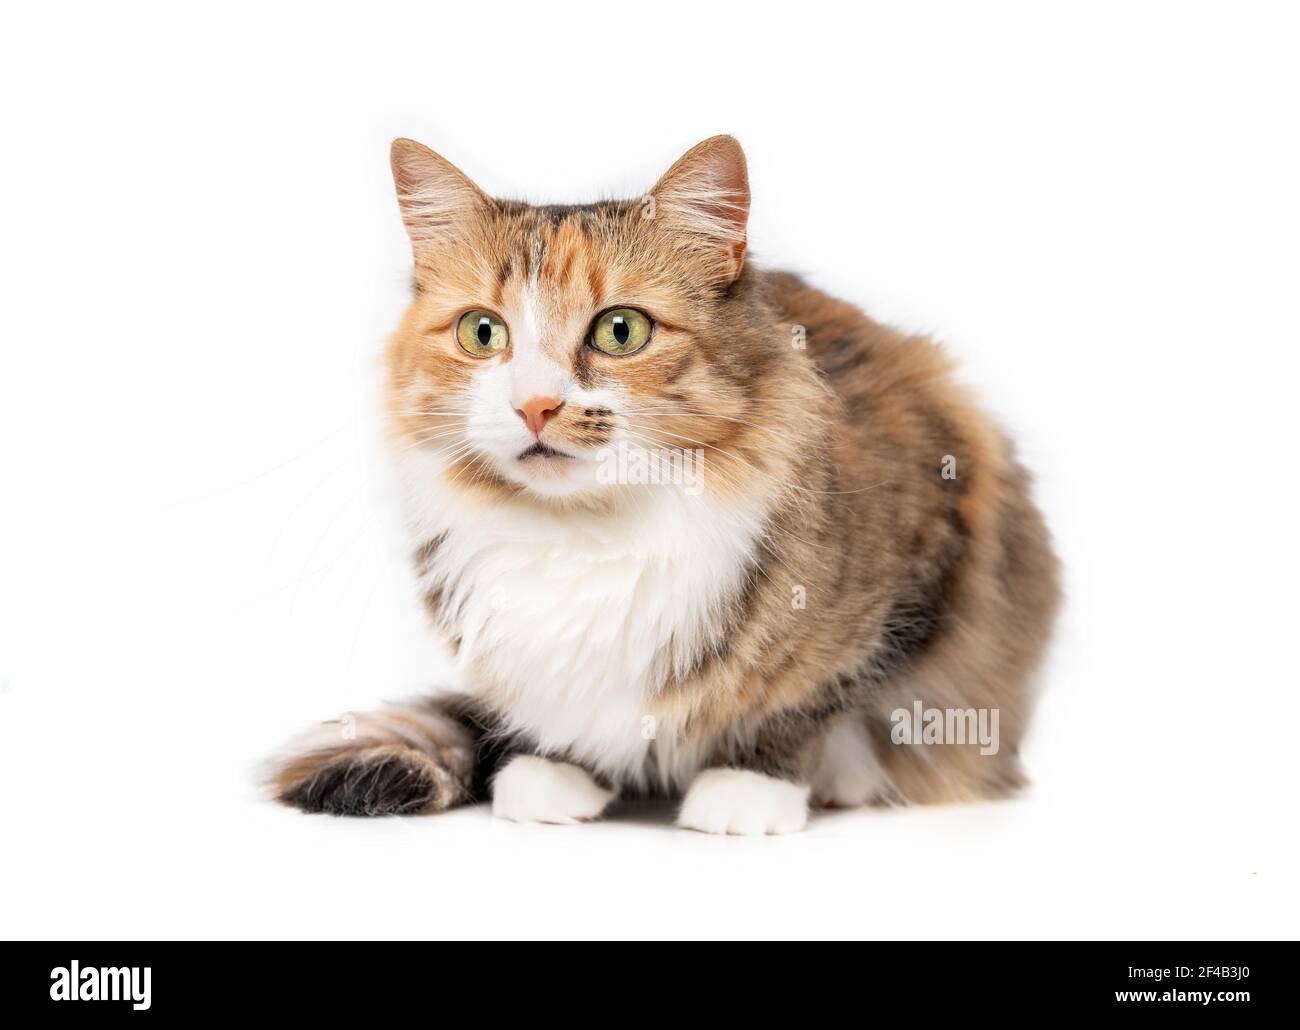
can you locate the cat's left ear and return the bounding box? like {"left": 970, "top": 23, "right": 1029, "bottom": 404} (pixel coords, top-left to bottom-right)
{"left": 649, "top": 135, "right": 751, "bottom": 284}
{"left": 390, "top": 138, "right": 490, "bottom": 247}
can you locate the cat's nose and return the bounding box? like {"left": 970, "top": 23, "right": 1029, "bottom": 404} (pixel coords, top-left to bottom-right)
{"left": 515, "top": 396, "right": 564, "bottom": 437}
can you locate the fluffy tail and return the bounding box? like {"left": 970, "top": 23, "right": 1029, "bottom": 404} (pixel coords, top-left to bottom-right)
{"left": 268, "top": 697, "right": 486, "bottom": 816}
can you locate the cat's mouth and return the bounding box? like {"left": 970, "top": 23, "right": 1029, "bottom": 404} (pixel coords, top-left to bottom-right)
{"left": 517, "top": 442, "right": 574, "bottom": 462}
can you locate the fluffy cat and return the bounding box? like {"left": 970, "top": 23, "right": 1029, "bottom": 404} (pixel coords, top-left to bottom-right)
{"left": 269, "top": 135, "right": 1060, "bottom": 834}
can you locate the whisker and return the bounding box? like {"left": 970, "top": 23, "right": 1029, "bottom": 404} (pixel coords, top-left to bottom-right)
{"left": 624, "top": 415, "right": 893, "bottom": 497}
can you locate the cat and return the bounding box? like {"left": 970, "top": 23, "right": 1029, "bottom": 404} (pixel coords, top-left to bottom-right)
{"left": 268, "top": 135, "right": 1060, "bottom": 834}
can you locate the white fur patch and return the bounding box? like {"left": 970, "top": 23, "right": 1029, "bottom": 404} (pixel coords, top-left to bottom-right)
{"left": 492, "top": 755, "right": 615, "bottom": 825}
{"left": 811, "top": 713, "right": 889, "bottom": 808}
{"left": 502, "top": 278, "right": 570, "bottom": 410}
{"left": 676, "top": 768, "right": 809, "bottom": 836}
{"left": 397, "top": 446, "right": 768, "bottom": 792}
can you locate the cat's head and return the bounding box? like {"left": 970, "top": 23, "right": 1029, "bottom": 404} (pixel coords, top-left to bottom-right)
{"left": 386, "top": 135, "right": 787, "bottom": 504}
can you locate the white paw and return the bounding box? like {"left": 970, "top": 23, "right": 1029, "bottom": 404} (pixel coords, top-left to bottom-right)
{"left": 677, "top": 769, "right": 809, "bottom": 836}
{"left": 492, "top": 755, "right": 615, "bottom": 825}
{"left": 811, "top": 714, "right": 889, "bottom": 808}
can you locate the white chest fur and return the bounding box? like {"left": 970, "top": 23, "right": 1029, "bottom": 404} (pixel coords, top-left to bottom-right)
{"left": 396, "top": 451, "right": 768, "bottom": 788}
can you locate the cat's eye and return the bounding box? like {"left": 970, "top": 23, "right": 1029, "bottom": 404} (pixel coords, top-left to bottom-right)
{"left": 590, "top": 308, "right": 652, "bottom": 356}
{"left": 456, "top": 310, "right": 509, "bottom": 357}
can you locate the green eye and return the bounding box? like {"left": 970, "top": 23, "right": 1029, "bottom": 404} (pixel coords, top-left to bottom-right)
{"left": 591, "top": 308, "right": 652, "bottom": 356}
{"left": 456, "top": 310, "right": 508, "bottom": 356}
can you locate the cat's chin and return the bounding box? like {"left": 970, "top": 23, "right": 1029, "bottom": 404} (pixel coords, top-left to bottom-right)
{"left": 497, "top": 452, "right": 605, "bottom": 500}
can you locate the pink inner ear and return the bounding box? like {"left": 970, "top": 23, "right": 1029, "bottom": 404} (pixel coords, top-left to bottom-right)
{"left": 729, "top": 240, "right": 748, "bottom": 280}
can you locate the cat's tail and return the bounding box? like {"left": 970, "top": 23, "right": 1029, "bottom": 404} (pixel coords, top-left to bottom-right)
{"left": 266, "top": 696, "right": 485, "bottom": 816}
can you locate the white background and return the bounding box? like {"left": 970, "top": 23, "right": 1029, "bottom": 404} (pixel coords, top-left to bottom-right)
{"left": 2, "top": 1, "right": 1296, "bottom": 940}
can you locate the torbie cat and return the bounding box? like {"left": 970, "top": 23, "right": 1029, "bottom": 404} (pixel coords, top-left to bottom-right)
{"left": 269, "top": 135, "right": 1060, "bottom": 834}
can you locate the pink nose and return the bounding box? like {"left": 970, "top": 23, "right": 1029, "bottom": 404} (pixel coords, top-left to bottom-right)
{"left": 515, "top": 395, "right": 563, "bottom": 437}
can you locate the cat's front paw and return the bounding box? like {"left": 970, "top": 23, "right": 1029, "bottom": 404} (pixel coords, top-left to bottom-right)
{"left": 677, "top": 769, "right": 810, "bottom": 836}
{"left": 491, "top": 755, "right": 616, "bottom": 825}
{"left": 811, "top": 713, "right": 890, "bottom": 808}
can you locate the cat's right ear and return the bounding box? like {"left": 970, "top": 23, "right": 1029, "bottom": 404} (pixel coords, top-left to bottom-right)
{"left": 649, "top": 136, "right": 751, "bottom": 285}
{"left": 390, "top": 139, "right": 489, "bottom": 246}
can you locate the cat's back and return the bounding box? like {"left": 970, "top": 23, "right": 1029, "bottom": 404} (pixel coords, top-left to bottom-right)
{"left": 761, "top": 268, "right": 1007, "bottom": 501}
{"left": 761, "top": 269, "right": 959, "bottom": 412}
